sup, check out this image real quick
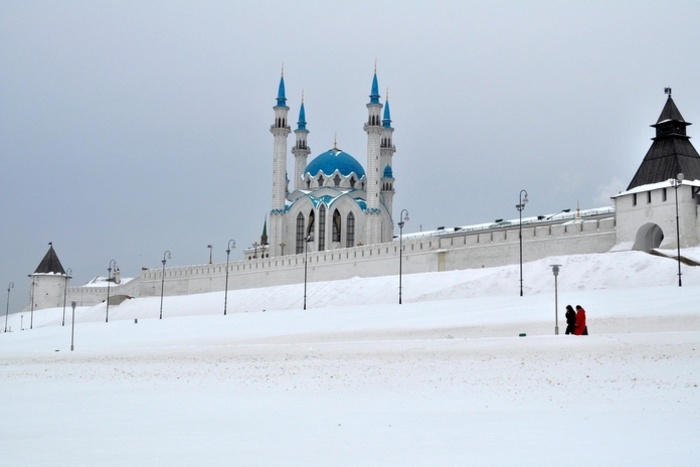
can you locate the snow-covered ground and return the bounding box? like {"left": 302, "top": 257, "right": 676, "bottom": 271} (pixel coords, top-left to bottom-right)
{"left": 2, "top": 249, "right": 699, "bottom": 466}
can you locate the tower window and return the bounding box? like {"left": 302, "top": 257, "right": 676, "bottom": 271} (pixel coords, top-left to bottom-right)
{"left": 318, "top": 175, "right": 324, "bottom": 187}
{"left": 334, "top": 174, "right": 341, "bottom": 187}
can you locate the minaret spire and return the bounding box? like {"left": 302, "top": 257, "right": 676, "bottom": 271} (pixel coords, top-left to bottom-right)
{"left": 270, "top": 67, "right": 291, "bottom": 256}
{"left": 293, "top": 90, "right": 311, "bottom": 192}
{"left": 364, "top": 65, "right": 384, "bottom": 244}
{"left": 380, "top": 87, "right": 396, "bottom": 230}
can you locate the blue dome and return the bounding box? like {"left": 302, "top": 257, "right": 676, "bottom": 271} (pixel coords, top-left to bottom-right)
{"left": 305, "top": 148, "right": 366, "bottom": 178}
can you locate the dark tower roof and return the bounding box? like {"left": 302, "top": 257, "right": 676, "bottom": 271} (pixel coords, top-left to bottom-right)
{"left": 627, "top": 93, "right": 700, "bottom": 190}
{"left": 33, "top": 243, "right": 66, "bottom": 275}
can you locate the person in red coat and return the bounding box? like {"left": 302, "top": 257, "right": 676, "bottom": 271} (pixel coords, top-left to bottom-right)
{"left": 574, "top": 305, "right": 587, "bottom": 335}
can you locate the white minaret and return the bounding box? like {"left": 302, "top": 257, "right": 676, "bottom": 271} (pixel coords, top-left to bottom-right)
{"left": 292, "top": 93, "right": 310, "bottom": 191}
{"left": 269, "top": 70, "right": 290, "bottom": 256}
{"left": 364, "top": 68, "right": 383, "bottom": 244}
{"left": 380, "top": 89, "right": 396, "bottom": 234}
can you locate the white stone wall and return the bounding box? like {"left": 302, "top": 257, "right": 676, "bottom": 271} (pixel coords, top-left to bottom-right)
{"left": 62, "top": 215, "right": 617, "bottom": 308}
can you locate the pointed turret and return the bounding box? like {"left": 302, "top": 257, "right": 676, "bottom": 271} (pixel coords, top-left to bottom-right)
{"left": 380, "top": 89, "right": 396, "bottom": 226}
{"left": 364, "top": 66, "right": 384, "bottom": 244}
{"left": 627, "top": 90, "right": 700, "bottom": 190}
{"left": 276, "top": 72, "right": 287, "bottom": 107}
{"left": 293, "top": 93, "right": 311, "bottom": 191}
{"left": 33, "top": 242, "right": 66, "bottom": 275}
{"left": 269, "top": 67, "right": 291, "bottom": 257}
{"left": 28, "top": 242, "right": 68, "bottom": 317}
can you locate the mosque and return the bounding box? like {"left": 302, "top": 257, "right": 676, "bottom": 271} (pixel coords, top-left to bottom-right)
{"left": 23, "top": 77, "right": 700, "bottom": 313}
{"left": 266, "top": 68, "right": 396, "bottom": 257}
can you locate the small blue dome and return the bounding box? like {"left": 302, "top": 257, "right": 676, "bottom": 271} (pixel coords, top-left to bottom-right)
{"left": 305, "top": 148, "right": 366, "bottom": 178}
{"left": 383, "top": 165, "right": 393, "bottom": 178}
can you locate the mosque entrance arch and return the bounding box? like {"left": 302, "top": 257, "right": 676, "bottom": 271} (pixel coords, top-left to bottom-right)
{"left": 632, "top": 223, "right": 664, "bottom": 252}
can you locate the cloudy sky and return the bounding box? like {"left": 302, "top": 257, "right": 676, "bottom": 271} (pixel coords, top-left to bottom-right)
{"left": 2, "top": 1, "right": 699, "bottom": 309}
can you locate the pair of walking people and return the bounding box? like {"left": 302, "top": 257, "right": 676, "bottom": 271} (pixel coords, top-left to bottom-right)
{"left": 565, "top": 305, "right": 588, "bottom": 335}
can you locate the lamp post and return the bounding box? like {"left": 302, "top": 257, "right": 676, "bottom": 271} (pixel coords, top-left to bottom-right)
{"left": 303, "top": 234, "right": 313, "bottom": 310}
{"left": 550, "top": 265, "right": 562, "bottom": 335}
{"left": 4, "top": 282, "right": 13, "bottom": 333}
{"left": 398, "top": 209, "right": 409, "bottom": 304}
{"left": 62, "top": 268, "right": 71, "bottom": 327}
{"left": 70, "top": 301, "right": 76, "bottom": 351}
{"left": 516, "top": 189, "right": 529, "bottom": 296}
{"left": 224, "top": 239, "right": 236, "bottom": 315}
{"left": 106, "top": 260, "right": 116, "bottom": 323}
{"left": 279, "top": 242, "right": 286, "bottom": 256}
{"left": 208, "top": 244, "right": 213, "bottom": 264}
{"left": 672, "top": 174, "right": 684, "bottom": 287}
{"left": 29, "top": 277, "right": 35, "bottom": 330}
{"left": 159, "top": 250, "right": 171, "bottom": 320}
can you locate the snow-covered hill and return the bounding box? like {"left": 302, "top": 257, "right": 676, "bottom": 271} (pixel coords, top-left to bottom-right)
{"left": 1, "top": 249, "right": 699, "bottom": 466}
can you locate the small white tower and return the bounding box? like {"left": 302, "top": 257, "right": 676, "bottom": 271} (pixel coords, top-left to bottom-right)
{"left": 269, "top": 69, "right": 291, "bottom": 257}
{"left": 380, "top": 89, "right": 396, "bottom": 234}
{"left": 28, "top": 242, "right": 68, "bottom": 315}
{"left": 292, "top": 93, "right": 310, "bottom": 191}
{"left": 364, "top": 67, "right": 383, "bottom": 244}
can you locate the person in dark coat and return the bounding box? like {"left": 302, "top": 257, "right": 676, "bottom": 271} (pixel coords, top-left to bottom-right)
{"left": 574, "top": 305, "right": 587, "bottom": 335}
{"left": 564, "top": 305, "right": 576, "bottom": 335}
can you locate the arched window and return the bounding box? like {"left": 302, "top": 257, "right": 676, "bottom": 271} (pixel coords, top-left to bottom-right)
{"left": 318, "top": 175, "right": 324, "bottom": 187}
{"left": 334, "top": 174, "right": 341, "bottom": 187}
{"left": 333, "top": 209, "right": 342, "bottom": 242}
{"left": 350, "top": 177, "right": 356, "bottom": 188}
{"left": 296, "top": 213, "right": 305, "bottom": 254}
{"left": 346, "top": 212, "right": 355, "bottom": 247}
{"left": 319, "top": 205, "right": 326, "bottom": 251}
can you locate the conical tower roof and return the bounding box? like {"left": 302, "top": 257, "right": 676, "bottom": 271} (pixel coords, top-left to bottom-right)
{"left": 33, "top": 243, "right": 66, "bottom": 275}
{"left": 627, "top": 93, "right": 700, "bottom": 190}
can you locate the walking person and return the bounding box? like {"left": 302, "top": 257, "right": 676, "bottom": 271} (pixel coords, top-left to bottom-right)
{"left": 565, "top": 305, "right": 576, "bottom": 335}
{"left": 574, "top": 305, "right": 588, "bottom": 335}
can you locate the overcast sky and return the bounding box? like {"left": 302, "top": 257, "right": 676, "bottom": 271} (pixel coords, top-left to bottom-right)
{"left": 2, "top": 1, "right": 699, "bottom": 310}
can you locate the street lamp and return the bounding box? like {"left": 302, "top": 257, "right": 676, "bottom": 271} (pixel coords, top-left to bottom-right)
{"left": 303, "top": 233, "right": 313, "bottom": 310}
{"left": 673, "top": 173, "right": 684, "bottom": 287}
{"left": 70, "top": 301, "right": 76, "bottom": 351}
{"left": 62, "top": 268, "right": 72, "bottom": 326}
{"left": 398, "top": 209, "right": 409, "bottom": 304}
{"left": 106, "top": 260, "right": 116, "bottom": 323}
{"left": 550, "top": 264, "right": 562, "bottom": 335}
{"left": 159, "top": 250, "right": 171, "bottom": 320}
{"left": 4, "top": 282, "right": 13, "bottom": 333}
{"left": 208, "top": 244, "right": 213, "bottom": 264}
{"left": 224, "top": 239, "right": 236, "bottom": 315}
{"left": 280, "top": 242, "right": 286, "bottom": 256}
{"left": 29, "top": 277, "right": 35, "bottom": 330}
{"left": 516, "top": 189, "right": 529, "bottom": 296}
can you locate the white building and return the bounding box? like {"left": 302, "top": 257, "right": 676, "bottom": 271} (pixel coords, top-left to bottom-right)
{"left": 266, "top": 69, "right": 395, "bottom": 257}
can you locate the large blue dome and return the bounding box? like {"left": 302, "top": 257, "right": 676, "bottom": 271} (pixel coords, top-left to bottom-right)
{"left": 305, "top": 148, "right": 366, "bottom": 178}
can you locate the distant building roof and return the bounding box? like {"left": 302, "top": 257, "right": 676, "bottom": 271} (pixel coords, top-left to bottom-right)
{"left": 33, "top": 243, "right": 66, "bottom": 275}
{"left": 627, "top": 94, "right": 700, "bottom": 190}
